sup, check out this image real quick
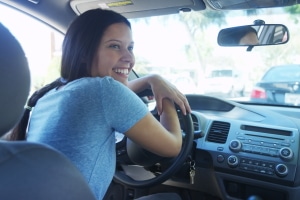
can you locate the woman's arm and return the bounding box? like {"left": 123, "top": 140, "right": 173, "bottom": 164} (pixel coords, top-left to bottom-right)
{"left": 125, "top": 98, "right": 182, "bottom": 157}
{"left": 128, "top": 74, "right": 191, "bottom": 115}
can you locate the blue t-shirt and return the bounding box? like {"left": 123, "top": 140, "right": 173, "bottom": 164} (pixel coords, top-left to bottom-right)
{"left": 27, "top": 77, "right": 149, "bottom": 199}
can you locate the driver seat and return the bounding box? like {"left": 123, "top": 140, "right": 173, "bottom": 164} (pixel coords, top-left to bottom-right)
{"left": 0, "top": 23, "right": 96, "bottom": 200}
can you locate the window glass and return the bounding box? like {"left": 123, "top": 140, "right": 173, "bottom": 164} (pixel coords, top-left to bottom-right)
{"left": 0, "top": 5, "right": 63, "bottom": 94}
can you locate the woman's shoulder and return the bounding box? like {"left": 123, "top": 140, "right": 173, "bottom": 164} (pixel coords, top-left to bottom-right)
{"left": 63, "top": 77, "right": 130, "bottom": 97}
{"left": 66, "top": 76, "right": 121, "bottom": 89}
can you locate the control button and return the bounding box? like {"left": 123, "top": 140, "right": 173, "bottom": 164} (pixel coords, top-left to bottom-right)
{"left": 279, "top": 147, "right": 293, "bottom": 161}
{"left": 227, "top": 155, "right": 239, "bottom": 168}
{"left": 251, "top": 140, "right": 261, "bottom": 146}
{"left": 263, "top": 142, "right": 275, "bottom": 148}
{"left": 246, "top": 159, "right": 253, "bottom": 165}
{"left": 269, "top": 148, "right": 279, "bottom": 157}
{"left": 259, "top": 168, "right": 266, "bottom": 174}
{"left": 237, "top": 136, "right": 245, "bottom": 140}
{"left": 217, "top": 147, "right": 224, "bottom": 151}
{"left": 272, "top": 142, "right": 280, "bottom": 148}
{"left": 252, "top": 146, "right": 262, "bottom": 154}
{"left": 240, "top": 158, "right": 247, "bottom": 164}
{"left": 275, "top": 164, "right": 288, "bottom": 177}
{"left": 229, "top": 140, "right": 242, "bottom": 153}
{"left": 242, "top": 144, "right": 251, "bottom": 152}
{"left": 266, "top": 168, "right": 274, "bottom": 175}
{"left": 260, "top": 147, "right": 269, "bottom": 155}
{"left": 253, "top": 160, "right": 261, "bottom": 166}
{"left": 217, "top": 155, "right": 225, "bottom": 163}
{"left": 281, "top": 142, "right": 290, "bottom": 147}
{"left": 239, "top": 163, "right": 249, "bottom": 171}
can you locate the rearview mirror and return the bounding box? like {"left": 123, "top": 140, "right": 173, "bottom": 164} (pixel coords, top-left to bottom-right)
{"left": 218, "top": 24, "right": 289, "bottom": 47}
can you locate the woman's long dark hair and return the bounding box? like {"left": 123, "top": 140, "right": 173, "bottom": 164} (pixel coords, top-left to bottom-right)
{"left": 9, "top": 9, "right": 131, "bottom": 140}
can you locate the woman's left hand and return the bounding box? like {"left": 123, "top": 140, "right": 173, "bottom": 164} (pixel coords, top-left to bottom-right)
{"left": 148, "top": 75, "right": 191, "bottom": 115}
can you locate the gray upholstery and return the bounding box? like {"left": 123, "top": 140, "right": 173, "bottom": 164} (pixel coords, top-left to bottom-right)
{"left": 0, "top": 23, "right": 30, "bottom": 135}
{"left": 0, "top": 23, "right": 96, "bottom": 200}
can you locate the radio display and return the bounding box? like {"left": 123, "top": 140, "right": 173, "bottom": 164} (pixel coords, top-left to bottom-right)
{"left": 240, "top": 125, "right": 292, "bottom": 136}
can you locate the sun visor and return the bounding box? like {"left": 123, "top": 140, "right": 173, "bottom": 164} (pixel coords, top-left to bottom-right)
{"left": 70, "top": 0, "right": 206, "bottom": 18}
{"left": 205, "top": 0, "right": 298, "bottom": 10}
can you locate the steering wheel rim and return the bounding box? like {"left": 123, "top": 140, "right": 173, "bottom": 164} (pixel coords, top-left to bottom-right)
{"left": 113, "top": 111, "right": 194, "bottom": 188}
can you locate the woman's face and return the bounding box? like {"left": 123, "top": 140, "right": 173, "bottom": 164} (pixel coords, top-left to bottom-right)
{"left": 239, "top": 32, "right": 259, "bottom": 45}
{"left": 91, "top": 22, "right": 135, "bottom": 85}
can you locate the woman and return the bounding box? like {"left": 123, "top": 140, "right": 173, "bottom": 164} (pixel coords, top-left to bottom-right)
{"left": 10, "top": 9, "right": 190, "bottom": 200}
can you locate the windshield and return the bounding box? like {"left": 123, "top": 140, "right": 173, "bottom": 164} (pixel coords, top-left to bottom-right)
{"left": 1, "top": 4, "right": 299, "bottom": 107}
{"left": 129, "top": 6, "right": 300, "bottom": 107}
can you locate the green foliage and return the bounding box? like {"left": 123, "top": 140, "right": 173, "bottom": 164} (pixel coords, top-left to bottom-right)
{"left": 285, "top": 4, "right": 300, "bottom": 14}
{"left": 284, "top": 5, "right": 300, "bottom": 24}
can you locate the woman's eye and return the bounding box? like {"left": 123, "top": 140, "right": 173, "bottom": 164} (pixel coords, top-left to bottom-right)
{"left": 109, "top": 44, "right": 120, "bottom": 49}
{"left": 128, "top": 46, "right": 134, "bottom": 51}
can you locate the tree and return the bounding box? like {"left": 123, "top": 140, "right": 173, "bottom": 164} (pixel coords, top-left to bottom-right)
{"left": 284, "top": 4, "right": 300, "bottom": 24}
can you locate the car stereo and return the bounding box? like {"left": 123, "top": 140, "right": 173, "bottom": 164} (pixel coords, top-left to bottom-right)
{"left": 201, "top": 120, "right": 299, "bottom": 185}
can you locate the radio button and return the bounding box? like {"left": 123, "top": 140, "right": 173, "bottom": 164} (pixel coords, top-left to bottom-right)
{"left": 229, "top": 140, "right": 242, "bottom": 152}
{"left": 261, "top": 147, "right": 269, "bottom": 155}
{"left": 281, "top": 142, "right": 290, "bottom": 147}
{"left": 242, "top": 144, "right": 252, "bottom": 152}
{"left": 268, "top": 148, "right": 279, "bottom": 156}
{"left": 266, "top": 168, "right": 274, "bottom": 175}
{"left": 237, "top": 136, "right": 245, "bottom": 140}
{"left": 252, "top": 146, "right": 262, "bottom": 154}
{"left": 279, "top": 147, "right": 293, "bottom": 161}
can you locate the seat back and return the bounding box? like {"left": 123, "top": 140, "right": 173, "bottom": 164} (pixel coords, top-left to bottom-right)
{"left": 0, "top": 23, "right": 96, "bottom": 200}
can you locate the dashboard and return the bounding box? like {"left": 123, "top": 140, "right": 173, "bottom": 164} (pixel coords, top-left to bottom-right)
{"left": 173, "top": 94, "right": 300, "bottom": 200}
{"left": 116, "top": 94, "right": 300, "bottom": 200}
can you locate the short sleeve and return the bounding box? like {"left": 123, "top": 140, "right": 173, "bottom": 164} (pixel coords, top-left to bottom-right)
{"left": 100, "top": 77, "right": 149, "bottom": 133}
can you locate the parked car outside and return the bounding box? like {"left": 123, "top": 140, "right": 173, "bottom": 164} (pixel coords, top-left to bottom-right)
{"left": 203, "top": 69, "right": 245, "bottom": 97}
{"left": 251, "top": 64, "right": 300, "bottom": 106}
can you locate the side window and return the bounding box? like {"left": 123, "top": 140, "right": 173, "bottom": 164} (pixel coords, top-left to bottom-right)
{"left": 0, "top": 5, "right": 63, "bottom": 94}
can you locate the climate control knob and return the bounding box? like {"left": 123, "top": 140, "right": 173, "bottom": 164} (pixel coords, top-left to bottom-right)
{"left": 227, "top": 155, "right": 239, "bottom": 168}
{"left": 229, "top": 140, "right": 242, "bottom": 152}
{"left": 275, "top": 163, "right": 288, "bottom": 177}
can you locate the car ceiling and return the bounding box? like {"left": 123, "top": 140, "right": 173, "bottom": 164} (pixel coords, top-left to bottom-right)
{"left": 0, "top": 0, "right": 298, "bottom": 34}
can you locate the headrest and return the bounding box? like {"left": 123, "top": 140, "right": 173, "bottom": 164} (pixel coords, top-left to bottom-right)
{"left": 0, "top": 23, "right": 30, "bottom": 136}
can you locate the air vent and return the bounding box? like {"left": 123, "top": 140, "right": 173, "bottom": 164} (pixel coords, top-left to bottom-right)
{"left": 207, "top": 121, "right": 230, "bottom": 143}
{"left": 191, "top": 114, "right": 199, "bottom": 131}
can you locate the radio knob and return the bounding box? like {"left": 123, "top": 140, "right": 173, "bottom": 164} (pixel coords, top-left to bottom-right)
{"left": 275, "top": 163, "right": 288, "bottom": 177}
{"left": 227, "top": 155, "right": 239, "bottom": 168}
{"left": 229, "top": 140, "right": 242, "bottom": 152}
{"left": 279, "top": 147, "right": 293, "bottom": 161}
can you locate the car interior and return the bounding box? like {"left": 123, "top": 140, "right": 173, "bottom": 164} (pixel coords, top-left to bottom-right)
{"left": 1, "top": 0, "right": 300, "bottom": 200}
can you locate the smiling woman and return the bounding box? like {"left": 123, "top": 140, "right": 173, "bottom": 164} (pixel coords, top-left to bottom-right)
{"left": 7, "top": 8, "right": 188, "bottom": 200}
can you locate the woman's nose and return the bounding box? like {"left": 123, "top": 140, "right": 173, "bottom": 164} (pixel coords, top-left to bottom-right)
{"left": 121, "top": 49, "right": 134, "bottom": 62}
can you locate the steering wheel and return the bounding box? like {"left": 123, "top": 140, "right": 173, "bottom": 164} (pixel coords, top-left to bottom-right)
{"left": 113, "top": 105, "right": 194, "bottom": 188}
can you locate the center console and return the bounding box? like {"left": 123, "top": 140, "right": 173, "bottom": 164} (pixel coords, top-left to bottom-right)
{"left": 203, "top": 120, "right": 299, "bottom": 185}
